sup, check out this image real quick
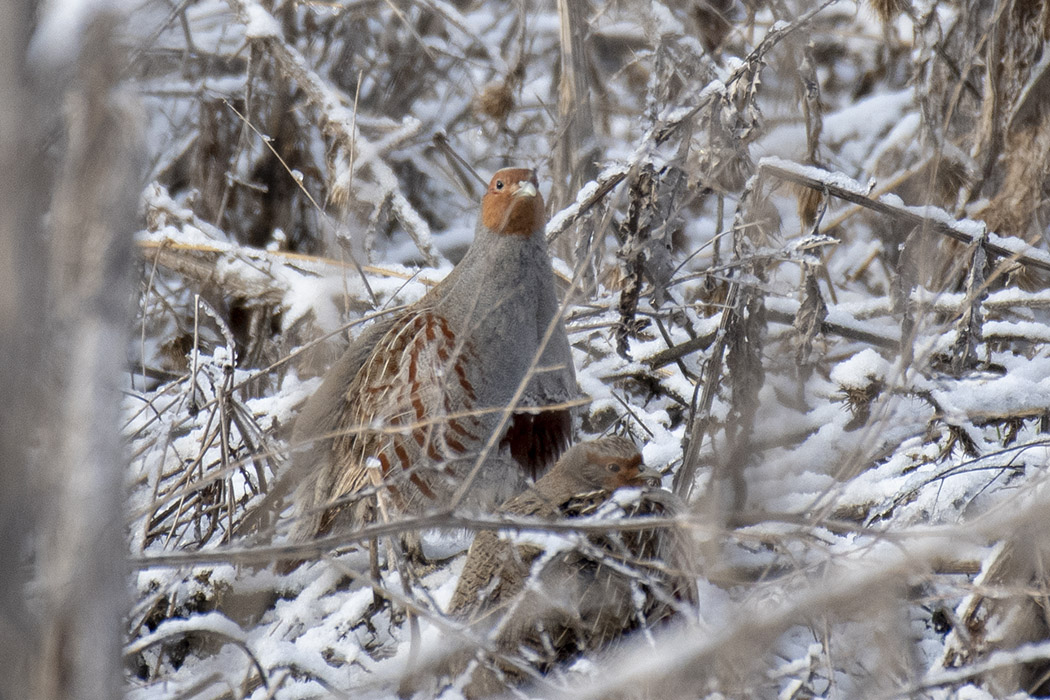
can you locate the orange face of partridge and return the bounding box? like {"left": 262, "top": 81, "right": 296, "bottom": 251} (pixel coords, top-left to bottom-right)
{"left": 480, "top": 168, "right": 546, "bottom": 236}
{"left": 587, "top": 448, "right": 658, "bottom": 491}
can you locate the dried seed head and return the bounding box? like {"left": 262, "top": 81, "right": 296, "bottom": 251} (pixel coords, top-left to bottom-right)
{"left": 796, "top": 182, "right": 824, "bottom": 230}
{"left": 868, "top": 0, "right": 907, "bottom": 24}
{"left": 477, "top": 81, "right": 514, "bottom": 122}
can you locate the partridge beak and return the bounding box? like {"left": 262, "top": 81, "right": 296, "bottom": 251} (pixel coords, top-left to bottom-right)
{"left": 513, "top": 180, "right": 538, "bottom": 199}
{"left": 636, "top": 467, "right": 664, "bottom": 485}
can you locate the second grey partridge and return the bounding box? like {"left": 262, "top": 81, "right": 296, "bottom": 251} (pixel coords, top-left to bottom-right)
{"left": 437, "top": 436, "right": 695, "bottom": 698}
{"left": 447, "top": 436, "right": 658, "bottom": 617}
{"left": 289, "top": 168, "right": 577, "bottom": 540}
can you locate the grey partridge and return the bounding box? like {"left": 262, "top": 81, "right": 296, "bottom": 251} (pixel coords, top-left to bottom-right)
{"left": 290, "top": 168, "right": 576, "bottom": 540}
{"left": 447, "top": 436, "right": 656, "bottom": 617}
{"left": 440, "top": 436, "right": 695, "bottom": 698}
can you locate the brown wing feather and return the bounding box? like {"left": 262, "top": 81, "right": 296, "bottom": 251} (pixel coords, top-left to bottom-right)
{"left": 318, "top": 309, "right": 484, "bottom": 529}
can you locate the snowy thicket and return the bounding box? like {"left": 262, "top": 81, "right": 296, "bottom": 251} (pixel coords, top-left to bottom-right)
{"left": 108, "top": 0, "right": 1050, "bottom": 697}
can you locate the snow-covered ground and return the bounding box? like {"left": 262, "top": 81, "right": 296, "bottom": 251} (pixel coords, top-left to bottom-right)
{"left": 116, "top": 0, "right": 1050, "bottom": 697}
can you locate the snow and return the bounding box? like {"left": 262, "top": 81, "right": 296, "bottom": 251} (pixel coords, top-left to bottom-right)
{"left": 110, "top": 0, "right": 1050, "bottom": 697}
{"left": 641, "top": 425, "right": 685, "bottom": 473}
{"left": 761, "top": 156, "right": 874, "bottom": 197}
{"left": 241, "top": 0, "right": 280, "bottom": 39}
{"left": 863, "top": 112, "right": 921, "bottom": 173}
{"left": 931, "top": 357, "right": 1050, "bottom": 418}
{"left": 546, "top": 175, "right": 610, "bottom": 238}
{"left": 125, "top": 612, "right": 245, "bottom": 656}
{"left": 830, "top": 348, "right": 891, "bottom": 389}
{"left": 420, "top": 529, "right": 473, "bottom": 560}
{"left": 822, "top": 89, "right": 915, "bottom": 165}
{"left": 282, "top": 275, "right": 345, "bottom": 333}
{"left": 987, "top": 232, "right": 1050, "bottom": 267}
{"left": 648, "top": 2, "right": 684, "bottom": 37}
{"left": 29, "top": 0, "right": 121, "bottom": 64}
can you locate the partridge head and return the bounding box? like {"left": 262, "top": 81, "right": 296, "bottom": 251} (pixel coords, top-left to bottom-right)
{"left": 518, "top": 435, "right": 661, "bottom": 515}
{"left": 288, "top": 167, "right": 577, "bottom": 542}
{"left": 553, "top": 436, "right": 660, "bottom": 490}
{"left": 480, "top": 168, "right": 545, "bottom": 236}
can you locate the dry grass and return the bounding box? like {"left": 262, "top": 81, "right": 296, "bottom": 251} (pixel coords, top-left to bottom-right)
{"left": 7, "top": 0, "right": 1050, "bottom": 698}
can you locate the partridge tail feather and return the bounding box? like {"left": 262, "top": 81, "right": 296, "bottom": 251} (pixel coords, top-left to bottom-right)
{"left": 501, "top": 409, "right": 572, "bottom": 480}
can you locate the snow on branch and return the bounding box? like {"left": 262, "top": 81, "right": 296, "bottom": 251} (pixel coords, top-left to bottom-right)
{"left": 224, "top": 0, "right": 441, "bottom": 266}
{"left": 546, "top": 163, "right": 630, "bottom": 242}
{"left": 759, "top": 157, "right": 1050, "bottom": 274}
{"left": 138, "top": 185, "right": 436, "bottom": 321}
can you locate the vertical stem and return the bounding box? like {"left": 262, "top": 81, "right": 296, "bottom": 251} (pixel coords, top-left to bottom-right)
{"left": 32, "top": 18, "right": 139, "bottom": 700}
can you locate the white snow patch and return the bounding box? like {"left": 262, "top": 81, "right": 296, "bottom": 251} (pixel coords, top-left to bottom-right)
{"left": 830, "top": 348, "right": 890, "bottom": 389}
{"left": 242, "top": 1, "right": 281, "bottom": 38}
{"left": 421, "top": 528, "right": 474, "bottom": 560}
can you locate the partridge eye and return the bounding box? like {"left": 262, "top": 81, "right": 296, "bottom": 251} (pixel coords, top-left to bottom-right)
{"left": 607, "top": 463, "right": 621, "bottom": 473}
{"left": 494, "top": 179, "right": 504, "bottom": 191}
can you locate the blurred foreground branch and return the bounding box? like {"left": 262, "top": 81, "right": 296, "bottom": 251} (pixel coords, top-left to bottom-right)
{"left": 0, "top": 12, "right": 139, "bottom": 700}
